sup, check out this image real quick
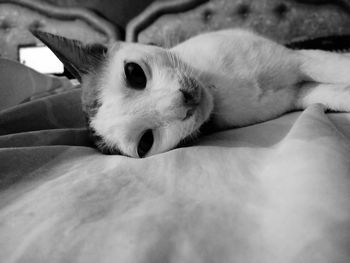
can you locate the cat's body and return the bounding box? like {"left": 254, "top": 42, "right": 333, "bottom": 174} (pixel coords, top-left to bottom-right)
{"left": 173, "top": 30, "right": 350, "bottom": 128}
{"left": 32, "top": 29, "right": 350, "bottom": 158}
{"left": 172, "top": 29, "right": 301, "bottom": 129}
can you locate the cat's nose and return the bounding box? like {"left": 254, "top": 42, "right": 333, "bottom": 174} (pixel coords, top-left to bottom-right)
{"left": 180, "top": 86, "right": 201, "bottom": 107}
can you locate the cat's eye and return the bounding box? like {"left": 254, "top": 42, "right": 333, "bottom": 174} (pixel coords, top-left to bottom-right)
{"left": 124, "top": 62, "right": 147, "bottom": 89}
{"left": 137, "top": 129, "right": 153, "bottom": 158}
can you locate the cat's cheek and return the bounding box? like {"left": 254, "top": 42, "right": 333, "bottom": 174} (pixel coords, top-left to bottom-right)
{"left": 148, "top": 126, "right": 183, "bottom": 156}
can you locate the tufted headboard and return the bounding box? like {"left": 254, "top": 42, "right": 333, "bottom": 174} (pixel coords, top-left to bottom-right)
{"left": 126, "top": 0, "right": 350, "bottom": 48}
{"left": 0, "top": 0, "right": 119, "bottom": 61}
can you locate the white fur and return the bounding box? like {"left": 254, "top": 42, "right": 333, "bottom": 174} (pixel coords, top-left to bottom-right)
{"left": 90, "top": 29, "right": 350, "bottom": 157}
{"left": 91, "top": 43, "right": 213, "bottom": 157}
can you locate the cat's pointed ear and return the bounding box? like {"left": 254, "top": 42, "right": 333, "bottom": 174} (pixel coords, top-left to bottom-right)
{"left": 31, "top": 30, "right": 108, "bottom": 81}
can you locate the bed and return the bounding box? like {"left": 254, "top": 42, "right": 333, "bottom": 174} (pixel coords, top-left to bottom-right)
{"left": 1, "top": 0, "right": 350, "bottom": 262}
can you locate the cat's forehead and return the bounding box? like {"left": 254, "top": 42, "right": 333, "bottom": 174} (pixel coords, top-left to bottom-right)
{"left": 114, "top": 42, "right": 164, "bottom": 57}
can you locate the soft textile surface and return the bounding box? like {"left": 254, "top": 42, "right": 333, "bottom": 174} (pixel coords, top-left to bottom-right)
{"left": 1, "top": 59, "right": 350, "bottom": 262}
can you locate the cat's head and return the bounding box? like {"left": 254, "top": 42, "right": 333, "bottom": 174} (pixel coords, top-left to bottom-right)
{"left": 32, "top": 31, "right": 214, "bottom": 157}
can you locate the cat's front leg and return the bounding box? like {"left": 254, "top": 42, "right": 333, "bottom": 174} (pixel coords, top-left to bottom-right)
{"left": 295, "top": 50, "right": 350, "bottom": 112}
{"left": 295, "top": 83, "right": 350, "bottom": 112}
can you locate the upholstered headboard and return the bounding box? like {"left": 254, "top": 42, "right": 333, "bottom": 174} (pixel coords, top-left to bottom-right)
{"left": 0, "top": 0, "right": 119, "bottom": 61}
{"left": 127, "top": 0, "right": 350, "bottom": 47}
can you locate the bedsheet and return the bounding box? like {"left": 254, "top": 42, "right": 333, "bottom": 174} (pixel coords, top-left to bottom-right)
{"left": 1, "top": 59, "right": 350, "bottom": 263}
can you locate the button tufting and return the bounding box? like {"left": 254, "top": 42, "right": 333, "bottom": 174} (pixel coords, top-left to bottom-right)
{"left": 236, "top": 4, "right": 250, "bottom": 19}
{"left": 273, "top": 3, "right": 289, "bottom": 19}
{"left": 0, "top": 20, "right": 12, "bottom": 31}
{"left": 146, "top": 42, "right": 160, "bottom": 46}
{"left": 202, "top": 9, "right": 214, "bottom": 23}
{"left": 29, "top": 20, "right": 44, "bottom": 30}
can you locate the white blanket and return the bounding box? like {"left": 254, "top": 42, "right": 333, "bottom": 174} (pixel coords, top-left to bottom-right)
{"left": 1, "top": 104, "right": 350, "bottom": 263}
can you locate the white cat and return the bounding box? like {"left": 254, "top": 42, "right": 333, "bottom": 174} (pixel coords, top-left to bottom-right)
{"left": 32, "top": 29, "right": 350, "bottom": 158}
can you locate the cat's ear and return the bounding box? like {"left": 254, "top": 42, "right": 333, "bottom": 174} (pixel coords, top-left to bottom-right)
{"left": 31, "top": 30, "right": 108, "bottom": 82}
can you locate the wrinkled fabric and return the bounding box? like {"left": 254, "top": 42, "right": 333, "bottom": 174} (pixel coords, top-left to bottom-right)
{"left": 1, "top": 60, "right": 350, "bottom": 263}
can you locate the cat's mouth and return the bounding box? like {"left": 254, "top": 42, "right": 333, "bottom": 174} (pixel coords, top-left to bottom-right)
{"left": 178, "top": 84, "right": 214, "bottom": 149}
{"left": 182, "top": 106, "right": 197, "bottom": 121}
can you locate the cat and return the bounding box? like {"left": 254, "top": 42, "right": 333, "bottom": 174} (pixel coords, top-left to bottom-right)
{"left": 32, "top": 29, "right": 350, "bottom": 158}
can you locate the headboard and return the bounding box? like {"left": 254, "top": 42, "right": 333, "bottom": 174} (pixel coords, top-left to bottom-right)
{"left": 0, "top": 0, "right": 119, "bottom": 61}
{"left": 126, "top": 0, "right": 350, "bottom": 47}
